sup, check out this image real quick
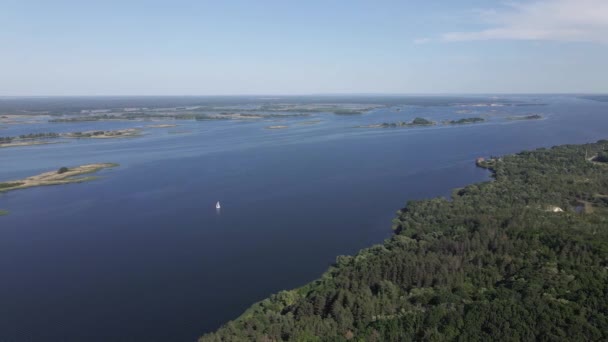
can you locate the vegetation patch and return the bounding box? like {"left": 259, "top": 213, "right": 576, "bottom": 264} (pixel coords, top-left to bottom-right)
{"left": 508, "top": 114, "right": 543, "bottom": 121}
{"left": 356, "top": 117, "right": 434, "bottom": 129}
{"left": 0, "top": 182, "right": 25, "bottom": 190}
{"left": 594, "top": 151, "right": 608, "bottom": 163}
{"left": 447, "top": 117, "right": 485, "bottom": 124}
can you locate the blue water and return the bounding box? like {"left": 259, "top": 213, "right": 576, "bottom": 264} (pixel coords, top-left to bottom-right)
{"left": 0, "top": 95, "right": 607, "bottom": 341}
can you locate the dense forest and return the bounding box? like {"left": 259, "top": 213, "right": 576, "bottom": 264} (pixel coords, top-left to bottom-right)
{"left": 200, "top": 140, "right": 608, "bottom": 341}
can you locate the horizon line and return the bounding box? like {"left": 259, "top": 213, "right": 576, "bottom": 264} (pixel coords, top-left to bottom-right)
{"left": 0, "top": 92, "right": 606, "bottom": 98}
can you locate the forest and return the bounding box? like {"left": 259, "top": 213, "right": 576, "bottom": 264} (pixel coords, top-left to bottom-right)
{"left": 200, "top": 140, "right": 608, "bottom": 342}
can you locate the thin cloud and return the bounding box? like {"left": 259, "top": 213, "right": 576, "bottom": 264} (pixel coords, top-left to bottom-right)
{"left": 442, "top": 0, "right": 608, "bottom": 43}
{"left": 413, "top": 38, "right": 431, "bottom": 44}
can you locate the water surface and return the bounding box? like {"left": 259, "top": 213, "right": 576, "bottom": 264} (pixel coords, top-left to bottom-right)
{"left": 1, "top": 95, "right": 607, "bottom": 341}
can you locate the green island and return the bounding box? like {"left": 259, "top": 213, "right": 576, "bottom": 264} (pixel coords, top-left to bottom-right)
{"left": 447, "top": 117, "right": 485, "bottom": 125}
{"left": 200, "top": 140, "right": 608, "bottom": 341}
{"left": 356, "top": 117, "right": 434, "bottom": 129}
{"left": 42, "top": 103, "right": 381, "bottom": 123}
{"left": 0, "top": 209, "right": 8, "bottom": 216}
{"left": 0, "top": 129, "right": 141, "bottom": 148}
{"left": 333, "top": 109, "right": 363, "bottom": 115}
{"left": 63, "top": 129, "right": 141, "bottom": 139}
{"left": 508, "top": 114, "right": 543, "bottom": 121}
{"left": 0, "top": 163, "right": 118, "bottom": 193}
{"left": 259, "top": 104, "right": 381, "bottom": 114}
{"left": 0, "top": 132, "right": 61, "bottom": 148}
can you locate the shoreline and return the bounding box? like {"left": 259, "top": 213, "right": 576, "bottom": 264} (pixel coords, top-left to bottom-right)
{"left": 0, "top": 129, "right": 142, "bottom": 149}
{"left": 200, "top": 139, "right": 608, "bottom": 341}
{"left": 0, "top": 163, "right": 119, "bottom": 193}
{"left": 0, "top": 141, "right": 62, "bottom": 148}
{"left": 62, "top": 128, "right": 141, "bottom": 139}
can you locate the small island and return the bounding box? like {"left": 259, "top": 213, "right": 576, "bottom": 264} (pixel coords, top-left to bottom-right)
{"left": 265, "top": 125, "right": 288, "bottom": 130}
{"left": 0, "top": 163, "right": 118, "bottom": 193}
{"left": 508, "top": 114, "right": 543, "bottom": 121}
{"left": 146, "top": 124, "right": 178, "bottom": 128}
{"left": 333, "top": 109, "right": 363, "bottom": 115}
{"left": 0, "top": 129, "right": 142, "bottom": 148}
{"left": 1, "top": 132, "right": 62, "bottom": 148}
{"left": 0, "top": 209, "right": 8, "bottom": 216}
{"left": 446, "top": 117, "right": 485, "bottom": 125}
{"left": 63, "top": 128, "right": 141, "bottom": 139}
{"left": 356, "top": 117, "right": 434, "bottom": 129}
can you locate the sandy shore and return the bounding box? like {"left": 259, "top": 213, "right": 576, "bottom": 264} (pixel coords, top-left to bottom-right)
{"left": 147, "top": 124, "right": 178, "bottom": 128}
{"left": 0, "top": 163, "right": 118, "bottom": 192}
{"left": 0, "top": 141, "right": 60, "bottom": 148}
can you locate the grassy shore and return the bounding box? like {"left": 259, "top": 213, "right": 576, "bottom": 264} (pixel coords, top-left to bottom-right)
{"left": 0, "top": 163, "right": 119, "bottom": 193}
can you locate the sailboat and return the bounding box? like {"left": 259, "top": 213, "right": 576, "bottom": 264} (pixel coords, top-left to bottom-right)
{"left": 216, "top": 201, "right": 221, "bottom": 209}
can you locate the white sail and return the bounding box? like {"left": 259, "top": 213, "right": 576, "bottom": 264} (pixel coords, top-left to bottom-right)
{"left": 216, "top": 201, "right": 221, "bottom": 209}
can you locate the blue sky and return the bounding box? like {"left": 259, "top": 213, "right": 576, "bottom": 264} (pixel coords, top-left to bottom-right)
{"left": 1, "top": 0, "right": 607, "bottom": 95}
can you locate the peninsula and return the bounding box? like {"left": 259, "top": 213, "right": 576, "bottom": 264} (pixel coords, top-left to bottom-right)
{"left": 200, "top": 140, "right": 608, "bottom": 342}
{"left": 0, "top": 163, "right": 118, "bottom": 193}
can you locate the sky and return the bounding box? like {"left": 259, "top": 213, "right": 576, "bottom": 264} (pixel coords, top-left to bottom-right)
{"left": 1, "top": 0, "right": 607, "bottom": 95}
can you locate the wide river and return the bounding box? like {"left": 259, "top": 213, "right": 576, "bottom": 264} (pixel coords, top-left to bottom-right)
{"left": 1, "top": 95, "right": 607, "bottom": 341}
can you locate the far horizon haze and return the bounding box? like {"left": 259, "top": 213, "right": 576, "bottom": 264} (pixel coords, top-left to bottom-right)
{"left": 1, "top": 0, "right": 607, "bottom": 96}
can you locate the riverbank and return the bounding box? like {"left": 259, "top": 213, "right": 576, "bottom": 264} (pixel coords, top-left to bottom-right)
{"left": 200, "top": 139, "right": 608, "bottom": 341}
{"left": 0, "top": 163, "right": 118, "bottom": 193}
